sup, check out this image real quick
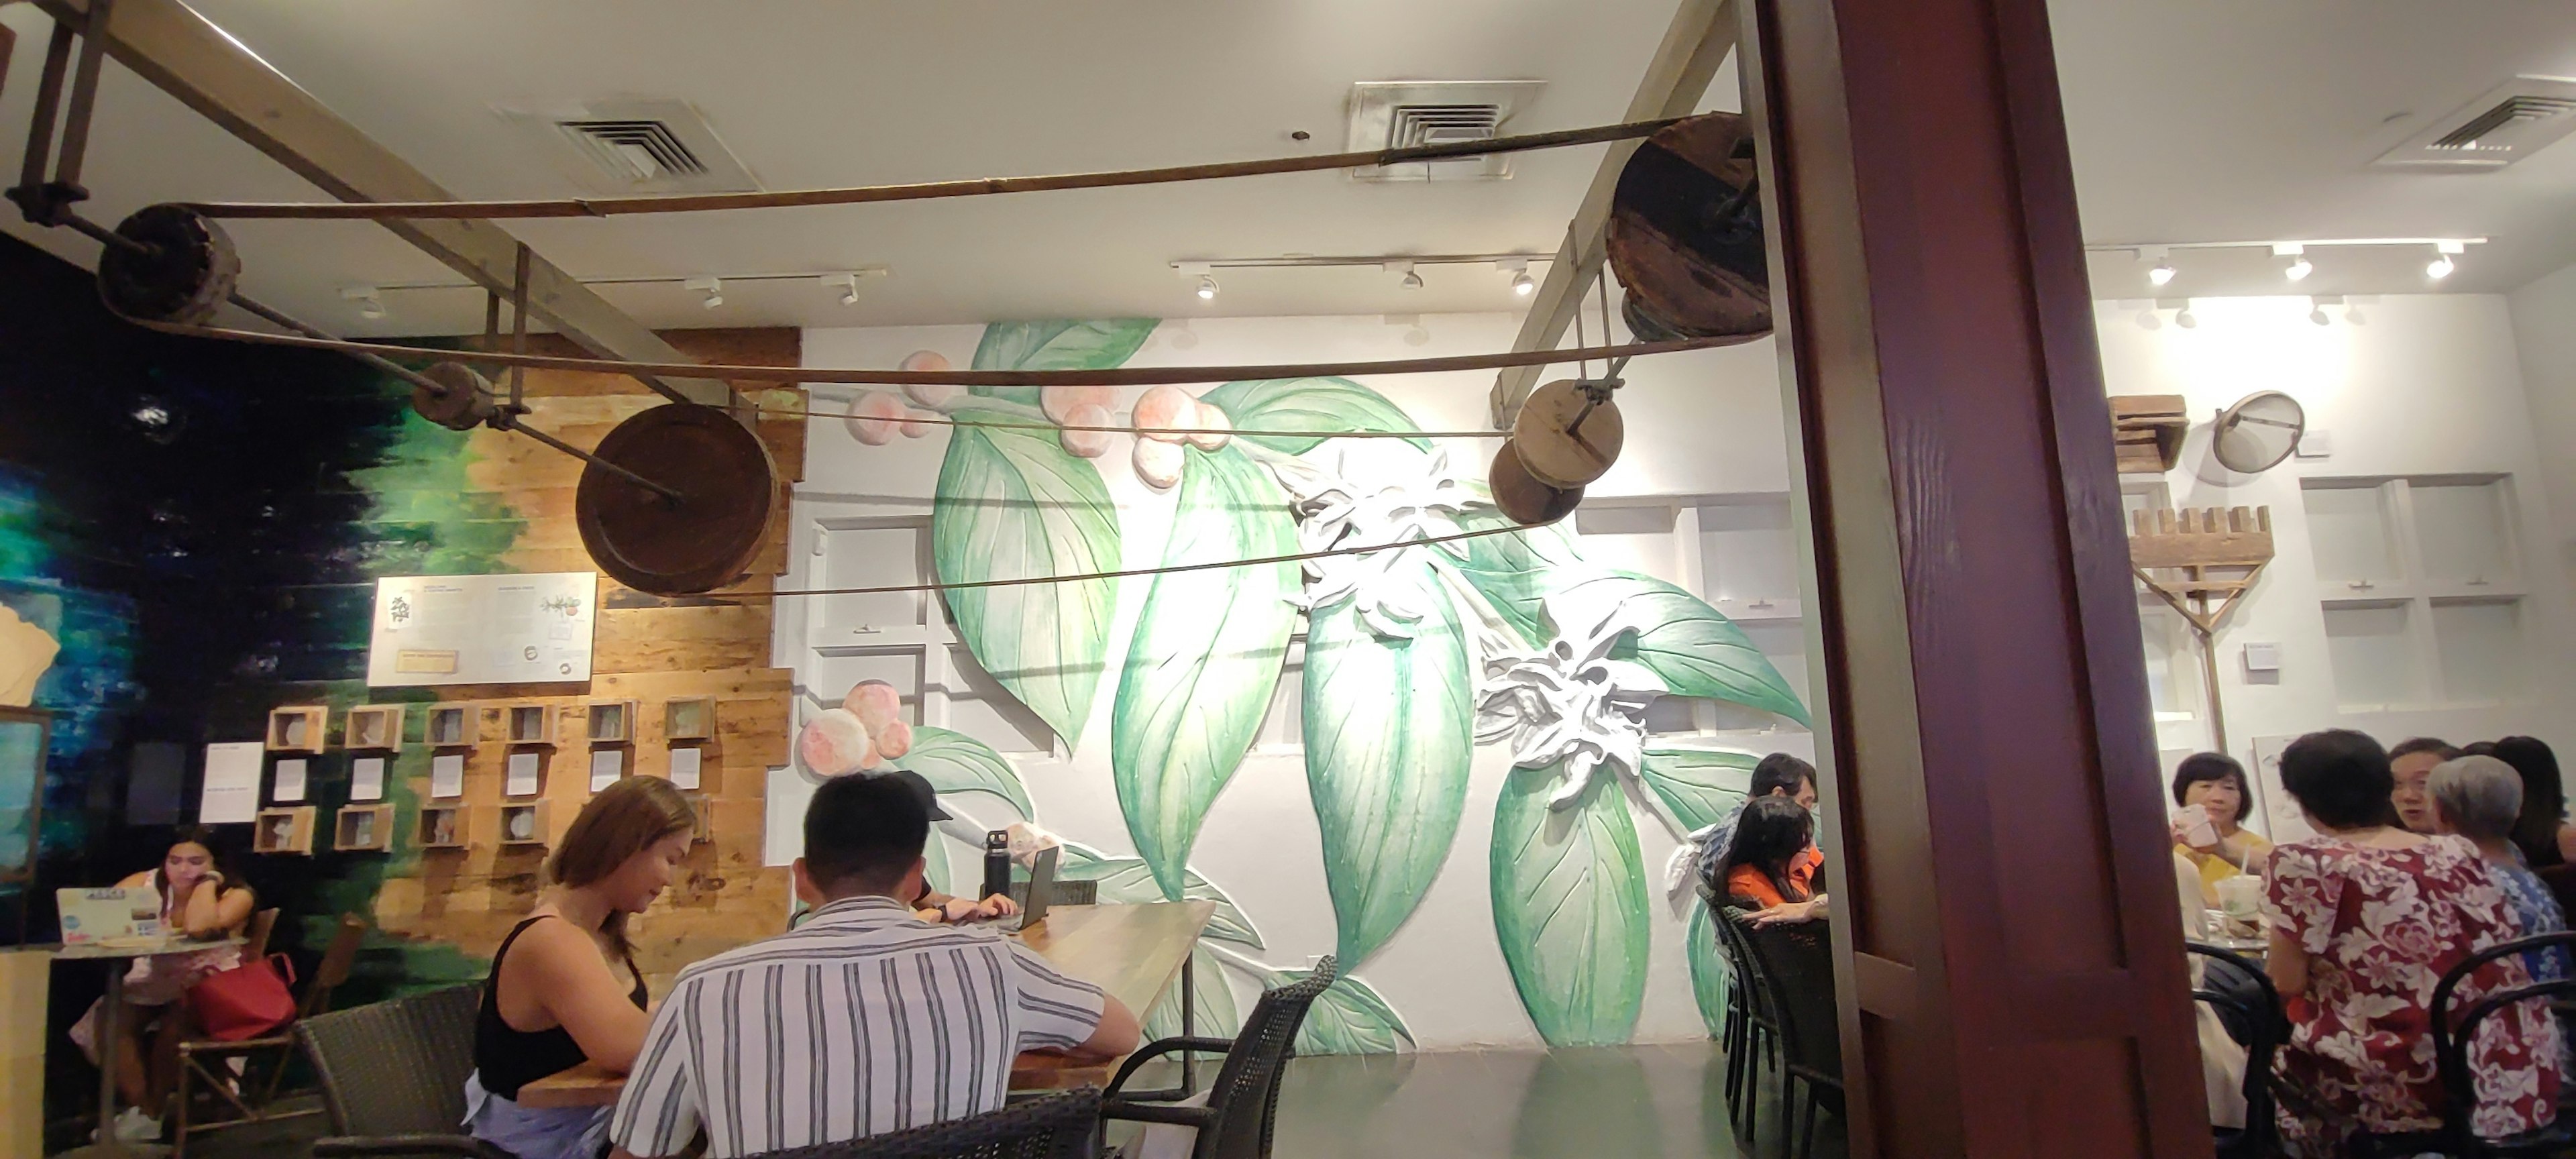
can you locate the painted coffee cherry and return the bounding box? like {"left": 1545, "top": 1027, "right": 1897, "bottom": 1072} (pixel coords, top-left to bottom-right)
{"left": 844, "top": 680, "right": 903, "bottom": 732}
{"left": 846, "top": 391, "right": 908, "bottom": 445}
{"left": 798, "top": 708, "right": 877, "bottom": 777}
{"left": 1187, "top": 401, "right": 1232, "bottom": 451}
{"left": 1059, "top": 403, "right": 1116, "bottom": 458}
{"left": 900, "top": 351, "right": 961, "bottom": 409}
{"left": 1042, "top": 384, "right": 1116, "bottom": 425}
{"left": 1134, "top": 437, "right": 1185, "bottom": 490}
{"left": 1133, "top": 385, "right": 1196, "bottom": 444}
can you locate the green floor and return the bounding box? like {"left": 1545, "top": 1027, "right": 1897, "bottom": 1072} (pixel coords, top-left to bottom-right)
{"left": 149, "top": 1042, "right": 1843, "bottom": 1159}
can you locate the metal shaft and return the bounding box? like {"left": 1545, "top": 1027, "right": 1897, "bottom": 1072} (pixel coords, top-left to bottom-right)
{"left": 52, "top": 0, "right": 112, "bottom": 192}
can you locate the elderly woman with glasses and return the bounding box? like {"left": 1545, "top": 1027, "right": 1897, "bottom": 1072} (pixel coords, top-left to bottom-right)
{"left": 2430, "top": 754, "right": 2574, "bottom": 989}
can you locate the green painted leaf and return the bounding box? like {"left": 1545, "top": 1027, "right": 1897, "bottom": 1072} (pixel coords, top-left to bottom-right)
{"left": 1144, "top": 946, "right": 1241, "bottom": 1041}
{"left": 931, "top": 404, "right": 1121, "bottom": 742}
{"left": 1303, "top": 558, "right": 1473, "bottom": 967}
{"left": 1198, "top": 377, "right": 1428, "bottom": 454}
{"left": 922, "top": 829, "right": 957, "bottom": 897}
{"left": 1291, "top": 974, "right": 1415, "bottom": 1055}
{"left": 1058, "top": 843, "right": 1265, "bottom": 949}
{"left": 969, "top": 318, "right": 1159, "bottom": 405}
{"left": 1489, "top": 761, "right": 1650, "bottom": 1047}
{"left": 1450, "top": 512, "right": 1587, "bottom": 647}
{"left": 1112, "top": 445, "right": 1299, "bottom": 897}
{"left": 892, "top": 725, "right": 1034, "bottom": 821}
{"left": 1562, "top": 571, "right": 1811, "bottom": 726}
{"left": 1638, "top": 745, "right": 1759, "bottom": 831}
{"left": 1686, "top": 903, "right": 1730, "bottom": 1038}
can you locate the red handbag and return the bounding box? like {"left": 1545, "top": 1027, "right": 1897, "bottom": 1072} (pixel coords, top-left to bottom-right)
{"left": 189, "top": 952, "right": 298, "bottom": 1041}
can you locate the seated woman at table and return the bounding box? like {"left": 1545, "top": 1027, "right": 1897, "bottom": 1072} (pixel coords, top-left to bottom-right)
{"left": 2169, "top": 752, "right": 2273, "bottom": 908}
{"left": 466, "top": 777, "right": 696, "bottom": 1159}
{"left": 2430, "top": 755, "right": 2574, "bottom": 987}
{"left": 2387, "top": 737, "right": 2459, "bottom": 834}
{"left": 1715, "top": 797, "right": 1827, "bottom": 926}
{"left": 2262, "top": 729, "right": 2561, "bottom": 1156}
{"left": 70, "top": 828, "right": 256, "bottom": 1142}
{"left": 2487, "top": 736, "right": 2576, "bottom": 870}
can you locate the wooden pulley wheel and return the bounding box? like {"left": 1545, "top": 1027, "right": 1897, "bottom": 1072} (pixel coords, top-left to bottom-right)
{"left": 1489, "top": 441, "right": 1582, "bottom": 527}
{"left": 97, "top": 204, "right": 241, "bottom": 325}
{"left": 576, "top": 404, "right": 777, "bottom": 596}
{"left": 413, "top": 362, "right": 499, "bottom": 431}
{"left": 1606, "top": 113, "right": 1770, "bottom": 340}
{"left": 1511, "top": 379, "right": 1624, "bottom": 490}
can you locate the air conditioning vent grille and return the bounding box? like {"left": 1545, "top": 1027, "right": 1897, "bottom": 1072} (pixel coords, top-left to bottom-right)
{"left": 1346, "top": 80, "right": 1545, "bottom": 182}
{"left": 559, "top": 119, "right": 709, "bottom": 181}
{"left": 1387, "top": 104, "right": 1505, "bottom": 149}
{"left": 2429, "top": 96, "right": 2576, "bottom": 151}
{"left": 496, "top": 98, "right": 761, "bottom": 195}
{"left": 2376, "top": 76, "right": 2576, "bottom": 170}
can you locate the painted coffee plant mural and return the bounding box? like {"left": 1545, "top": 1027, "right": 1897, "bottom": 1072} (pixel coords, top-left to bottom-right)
{"left": 799, "top": 319, "right": 1809, "bottom": 1051}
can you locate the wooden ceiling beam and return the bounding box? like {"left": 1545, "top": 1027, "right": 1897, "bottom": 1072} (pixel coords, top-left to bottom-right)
{"left": 28, "top": 0, "right": 739, "bottom": 410}
{"left": 1489, "top": 0, "right": 1739, "bottom": 427}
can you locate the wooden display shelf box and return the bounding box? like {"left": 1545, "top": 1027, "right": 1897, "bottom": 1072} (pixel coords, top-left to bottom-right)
{"left": 254, "top": 806, "right": 318, "bottom": 855}
{"left": 2110, "top": 394, "right": 2190, "bottom": 474}
{"left": 345, "top": 705, "right": 406, "bottom": 751}
{"left": 588, "top": 701, "right": 639, "bottom": 744}
{"left": 682, "top": 793, "right": 713, "bottom": 844}
{"left": 506, "top": 704, "right": 556, "bottom": 746}
{"left": 266, "top": 706, "right": 328, "bottom": 753}
{"left": 427, "top": 704, "right": 478, "bottom": 747}
{"left": 417, "top": 804, "right": 469, "bottom": 850}
{"left": 664, "top": 697, "right": 717, "bottom": 741}
{"left": 500, "top": 802, "right": 551, "bottom": 848}
{"left": 333, "top": 804, "right": 396, "bottom": 852}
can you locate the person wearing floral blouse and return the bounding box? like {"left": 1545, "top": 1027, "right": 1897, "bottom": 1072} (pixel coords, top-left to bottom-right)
{"left": 2262, "top": 729, "right": 2562, "bottom": 1156}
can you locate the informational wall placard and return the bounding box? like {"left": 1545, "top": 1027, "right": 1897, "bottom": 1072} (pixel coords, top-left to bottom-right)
{"left": 366, "top": 573, "right": 597, "bottom": 687}
{"left": 199, "top": 742, "right": 263, "bottom": 825}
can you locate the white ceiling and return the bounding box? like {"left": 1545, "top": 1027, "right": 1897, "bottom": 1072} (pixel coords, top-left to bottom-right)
{"left": 1, "top": 0, "right": 2573, "bottom": 335}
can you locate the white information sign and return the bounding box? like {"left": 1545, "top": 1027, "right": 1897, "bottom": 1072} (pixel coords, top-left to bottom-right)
{"left": 430, "top": 753, "right": 466, "bottom": 799}
{"left": 272, "top": 759, "right": 309, "bottom": 804}
{"left": 199, "top": 742, "right": 264, "bottom": 825}
{"left": 350, "top": 757, "right": 387, "bottom": 803}
{"left": 367, "top": 573, "right": 598, "bottom": 687}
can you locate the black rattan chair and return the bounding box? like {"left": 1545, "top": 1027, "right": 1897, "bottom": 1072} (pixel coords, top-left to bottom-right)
{"left": 2184, "top": 941, "right": 2284, "bottom": 1159}
{"left": 1709, "top": 902, "right": 1778, "bottom": 1143}
{"left": 748, "top": 1089, "right": 1101, "bottom": 1159}
{"left": 1097, "top": 956, "right": 1339, "bottom": 1159}
{"left": 1731, "top": 911, "right": 1839, "bottom": 1159}
{"left": 293, "top": 983, "right": 508, "bottom": 1158}
{"left": 2431, "top": 931, "right": 2576, "bottom": 1158}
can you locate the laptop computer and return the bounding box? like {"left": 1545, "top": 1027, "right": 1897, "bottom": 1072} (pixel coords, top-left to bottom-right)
{"left": 969, "top": 845, "right": 1057, "bottom": 933}
{"left": 57, "top": 886, "right": 162, "bottom": 946}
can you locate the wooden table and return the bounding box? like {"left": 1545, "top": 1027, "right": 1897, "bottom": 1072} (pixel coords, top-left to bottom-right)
{"left": 519, "top": 901, "right": 1216, "bottom": 1109}
{"left": 51, "top": 936, "right": 245, "bottom": 1159}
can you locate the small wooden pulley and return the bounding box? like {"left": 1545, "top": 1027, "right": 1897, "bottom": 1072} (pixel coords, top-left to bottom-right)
{"left": 97, "top": 205, "right": 241, "bottom": 325}
{"left": 1511, "top": 379, "right": 1623, "bottom": 490}
{"left": 412, "top": 362, "right": 500, "bottom": 431}
{"left": 1606, "top": 113, "right": 1770, "bottom": 340}
{"left": 575, "top": 404, "right": 777, "bottom": 596}
{"left": 1489, "top": 441, "right": 1582, "bottom": 527}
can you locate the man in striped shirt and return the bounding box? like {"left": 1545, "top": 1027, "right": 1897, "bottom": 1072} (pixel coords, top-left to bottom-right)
{"left": 607, "top": 773, "right": 1141, "bottom": 1158}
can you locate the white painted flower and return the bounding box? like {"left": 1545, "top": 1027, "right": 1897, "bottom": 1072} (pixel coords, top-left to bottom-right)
{"left": 1266, "top": 445, "right": 1488, "bottom": 639}
{"left": 1474, "top": 587, "right": 1667, "bottom": 809}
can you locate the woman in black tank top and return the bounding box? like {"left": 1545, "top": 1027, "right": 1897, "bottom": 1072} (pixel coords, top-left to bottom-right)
{"left": 464, "top": 779, "right": 698, "bottom": 1159}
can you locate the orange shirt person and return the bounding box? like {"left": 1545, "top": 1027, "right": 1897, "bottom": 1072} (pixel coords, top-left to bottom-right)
{"left": 1717, "top": 797, "right": 1828, "bottom": 926}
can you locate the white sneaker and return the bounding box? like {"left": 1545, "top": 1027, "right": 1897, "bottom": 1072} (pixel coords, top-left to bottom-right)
{"left": 112, "top": 1106, "right": 161, "bottom": 1143}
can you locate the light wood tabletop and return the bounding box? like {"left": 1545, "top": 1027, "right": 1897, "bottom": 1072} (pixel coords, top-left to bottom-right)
{"left": 517, "top": 900, "right": 1218, "bottom": 1109}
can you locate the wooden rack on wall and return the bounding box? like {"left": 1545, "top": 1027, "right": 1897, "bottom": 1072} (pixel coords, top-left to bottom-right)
{"left": 266, "top": 706, "right": 327, "bottom": 753}
{"left": 2128, "top": 504, "right": 2275, "bottom": 751}
{"left": 345, "top": 705, "right": 405, "bottom": 750}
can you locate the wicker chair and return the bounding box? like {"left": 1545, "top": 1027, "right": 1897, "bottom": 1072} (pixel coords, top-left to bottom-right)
{"left": 1730, "top": 912, "right": 1839, "bottom": 1159}
{"left": 1707, "top": 902, "right": 1779, "bottom": 1142}
{"left": 747, "top": 1089, "right": 1102, "bottom": 1159}
{"left": 1097, "top": 956, "right": 1339, "bottom": 1159}
{"left": 174, "top": 912, "right": 366, "bottom": 1155}
{"left": 294, "top": 983, "right": 509, "bottom": 1158}
{"left": 2430, "top": 931, "right": 2576, "bottom": 1158}
{"left": 2182, "top": 941, "right": 2282, "bottom": 1159}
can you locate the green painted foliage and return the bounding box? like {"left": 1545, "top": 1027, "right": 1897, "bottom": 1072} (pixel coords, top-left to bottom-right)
{"left": 1112, "top": 445, "right": 1299, "bottom": 897}
{"left": 1302, "top": 558, "right": 1472, "bottom": 967}
{"left": 1196, "top": 378, "right": 1428, "bottom": 454}
{"left": 1560, "top": 571, "right": 1811, "bottom": 726}
{"left": 1450, "top": 512, "right": 1585, "bottom": 647}
{"left": 969, "top": 320, "right": 1159, "bottom": 408}
{"left": 1489, "top": 762, "right": 1650, "bottom": 1048}
{"left": 931, "top": 405, "right": 1122, "bottom": 743}
{"left": 1144, "top": 945, "right": 1242, "bottom": 1040}
{"left": 892, "top": 724, "right": 1035, "bottom": 821}
{"left": 1290, "top": 973, "right": 1416, "bottom": 1055}
{"left": 1638, "top": 745, "right": 1760, "bottom": 831}
{"left": 1686, "top": 903, "right": 1730, "bottom": 1038}
{"left": 1058, "top": 843, "right": 1264, "bottom": 949}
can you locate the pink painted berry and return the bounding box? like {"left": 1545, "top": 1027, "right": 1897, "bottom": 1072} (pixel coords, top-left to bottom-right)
{"left": 1134, "top": 438, "right": 1185, "bottom": 490}
{"left": 844, "top": 680, "right": 903, "bottom": 732}
{"left": 1059, "top": 403, "right": 1116, "bottom": 458}
{"left": 874, "top": 719, "right": 914, "bottom": 761}
{"left": 1042, "top": 385, "right": 1116, "bottom": 425}
{"left": 900, "top": 408, "right": 934, "bottom": 438}
{"left": 1133, "top": 385, "right": 1195, "bottom": 444}
{"left": 900, "top": 351, "right": 961, "bottom": 410}
{"left": 798, "top": 708, "right": 877, "bottom": 777}
{"left": 1187, "top": 401, "right": 1231, "bottom": 451}
{"left": 846, "top": 391, "right": 907, "bottom": 445}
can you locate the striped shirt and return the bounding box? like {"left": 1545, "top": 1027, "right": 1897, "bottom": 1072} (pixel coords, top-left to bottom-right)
{"left": 606, "top": 895, "right": 1108, "bottom": 1158}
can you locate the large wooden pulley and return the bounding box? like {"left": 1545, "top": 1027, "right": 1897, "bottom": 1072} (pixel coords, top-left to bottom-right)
{"left": 413, "top": 362, "right": 500, "bottom": 431}
{"left": 1607, "top": 113, "right": 1770, "bottom": 341}
{"left": 1511, "top": 379, "right": 1623, "bottom": 490}
{"left": 576, "top": 404, "right": 777, "bottom": 595}
{"left": 97, "top": 205, "right": 241, "bottom": 325}
{"left": 1489, "top": 441, "right": 1582, "bottom": 527}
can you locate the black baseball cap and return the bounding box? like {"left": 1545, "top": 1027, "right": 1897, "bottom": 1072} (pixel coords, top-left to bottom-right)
{"left": 876, "top": 768, "right": 951, "bottom": 822}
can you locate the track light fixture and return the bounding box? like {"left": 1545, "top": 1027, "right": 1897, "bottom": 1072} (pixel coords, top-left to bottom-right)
{"left": 684, "top": 276, "right": 723, "bottom": 310}
{"left": 2427, "top": 241, "right": 2465, "bottom": 280}
{"left": 1388, "top": 261, "right": 1424, "bottom": 290}
{"left": 340, "top": 286, "right": 387, "bottom": 320}
{"left": 2273, "top": 243, "right": 2312, "bottom": 282}
{"left": 2139, "top": 245, "right": 2175, "bottom": 288}
{"left": 1499, "top": 258, "right": 1536, "bottom": 296}
{"left": 1197, "top": 275, "right": 1219, "bottom": 300}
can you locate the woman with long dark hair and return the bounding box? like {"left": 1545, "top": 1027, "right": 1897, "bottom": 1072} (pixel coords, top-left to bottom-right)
{"left": 72, "top": 827, "right": 257, "bottom": 1141}
{"left": 2487, "top": 736, "right": 2576, "bottom": 869}
{"left": 1715, "top": 796, "right": 1827, "bottom": 925}
{"left": 465, "top": 777, "right": 696, "bottom": 1159}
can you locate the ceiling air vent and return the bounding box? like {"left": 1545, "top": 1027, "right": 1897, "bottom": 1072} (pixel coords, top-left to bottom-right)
{"left": 1346, "top": 80, "right": 1545, "bottom": 181}
{"left": 2376, "top": 77, "right": 2576, "bottom": 170}
{"left": 494, "top": 98, "right": 761, "bottom": 195}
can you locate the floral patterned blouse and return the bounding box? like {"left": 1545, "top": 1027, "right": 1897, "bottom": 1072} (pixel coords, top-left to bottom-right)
{"left": 2261, "top": 835, "right": 2561, "bottom": 1153}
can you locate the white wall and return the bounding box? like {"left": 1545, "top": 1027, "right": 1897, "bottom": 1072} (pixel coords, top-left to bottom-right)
{"left": 2096, "top": 294, "right": 2576, "bottom": 840}
{"left": 2510, "top": 264, "right": 2576, "bottom": 590}
{"left": 785, "top": 313, "right": 1807, "bottom": 1050}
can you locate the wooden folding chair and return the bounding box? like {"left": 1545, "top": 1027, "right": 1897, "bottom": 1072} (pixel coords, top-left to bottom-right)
{"left": 172, "top": 913, "right": 366, "bottom": 1156}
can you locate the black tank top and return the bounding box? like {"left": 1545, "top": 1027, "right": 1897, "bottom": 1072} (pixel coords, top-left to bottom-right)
{"left": 474, "top": 915, "right": 648, "bottom": 1100}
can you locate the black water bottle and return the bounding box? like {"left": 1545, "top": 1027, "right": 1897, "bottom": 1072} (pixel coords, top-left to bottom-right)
{"left": 981, "top": 830, "right": 1011, "bottom": 902}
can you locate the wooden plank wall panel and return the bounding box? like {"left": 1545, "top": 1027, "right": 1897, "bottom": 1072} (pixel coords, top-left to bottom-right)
{"left": 370, "top": 329, "right": 805, "bottom": 989}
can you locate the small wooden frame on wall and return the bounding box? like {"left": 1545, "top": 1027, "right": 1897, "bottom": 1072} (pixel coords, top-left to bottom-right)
{"left": 253, "top": 806, "right": 318, "bottom": 855}
{"left": 499, "top": 802, "right": 550, "bottom": 848}
{"left": 664, "top": 697, "right": 717, "bottom": 741}
{"left": 2110, "top": 394, "right": 2190, "bottom": 474}
{"left": 417, "top": 804, "right": 468, "bottom": 849}
{"left": 266, "top": 706, "right": 328, "bottom": 753}
{"left": 588, "top": 700, "right": 638, "bottom": 744}
{"left": 333, "top": 804, "right": 396, "bottom": 852}
{"left": 426, "top": 704, "right": 476, "bottom": 747}
{"left": 506, "top": 703, "right": 555, "bottom": 745}
{"left": 345, "top": 705, "right": 406, "bottom": 751}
